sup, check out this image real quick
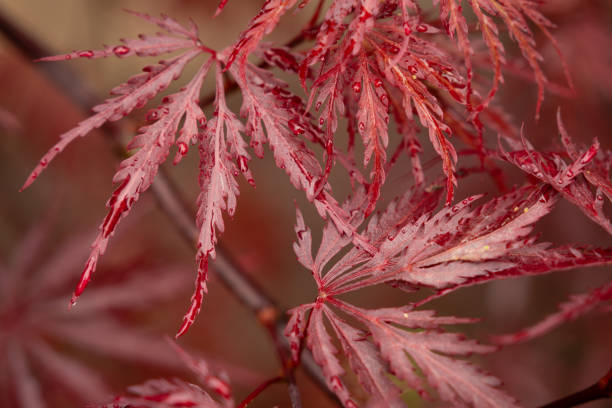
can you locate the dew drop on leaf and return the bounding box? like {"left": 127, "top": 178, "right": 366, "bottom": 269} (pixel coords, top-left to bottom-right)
{"left": 78, "top": 50, "right": 94, "bottom": 58}
{"left": 113, "top": 45, "right": 130, "bottom": 57}
{"left": 146, "top": 109, "right": 159, "bottom": 122}
{"left": 237, "top": 155, "right": 249, "bottom": 173}
{"left": 416, "top": 24, "right": 428, "bottom": 33}
{"left": 177, "top": 142, "right": 189, "bottom": 156}
{"left": 288, "top": 119, "right": 305, "bottom": 135}
{"left": 352, "top": 82, "right": 361, "bottom": 93}
{"left": 404, "top": 22, "right": 412, "bottom": 36}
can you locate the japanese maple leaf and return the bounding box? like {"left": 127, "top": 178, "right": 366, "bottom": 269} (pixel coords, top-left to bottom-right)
{"left": 493, "top": 280, "right": 612, "bottom": 345}
{"left": 99, "top": 341, "right": 233, "bottom": 408}
{"left": 0, "top": 220, "right": 191, "bottom": 407}
{"left": 286, "top": 183, "right": 612, "bottom": 407}
{"left": 502, "top": 111, "right": 612, "bottom": 235}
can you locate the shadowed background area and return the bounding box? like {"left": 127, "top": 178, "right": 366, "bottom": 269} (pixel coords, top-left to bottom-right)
{"left": 0, "top": 0, "right": 611, "bottom": 407}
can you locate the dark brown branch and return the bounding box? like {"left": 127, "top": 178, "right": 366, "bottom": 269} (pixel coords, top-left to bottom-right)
{"left": 0, "top": 6, "right": 337, "bottom": 407}
{"left": 539, "top": 366, "right": 612, "bottom": 408}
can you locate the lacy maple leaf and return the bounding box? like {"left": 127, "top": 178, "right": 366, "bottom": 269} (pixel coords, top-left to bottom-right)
{"left": 286, "top": 183, "right": 612, "bottom": 406}
{"left": 99, "top": 342, "right": 233, "bottom": 408}
{"left": 0, "top": 219, "right": 191, "bottom": 407}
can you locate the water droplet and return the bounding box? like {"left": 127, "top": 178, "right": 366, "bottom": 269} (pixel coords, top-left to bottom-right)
{"left": 597, "top": 194, "right": 604, "bottom": 201}
{"left": 146, "top": 109, "right": 158, "bottom": 122}
{"left": 197, "top": 117, "right": 207, "bottom": 128}
{"left": 237, "top": 155, "right": 249, "bottom": 173}
{"left": 566, "top": 169, "right": 574, "bottom": 178}
{"left": 113, "top": 45, "right": 130, "bottom": 57}
{"left": 178, "top": 142, "right": 189, "bottom": 155}
{"left": 374, "top": 78, "right": 383, "bottom": 88}
{"left": 389, "top": 46, "right": 399, "bottom": 54}
{"left": 358, "top": 122, "right": 365, "bottom": 132}
{"left": 408, "top": 66, "right": 418, "bottom": 75}
{"left": 379, "top": 94, "right": 388, "bottom": 105}
{"left": 352, "top": 81, "right": 361, "bottom": 93}
{"left": 404, "top": 22, "right": 412, "bottom": 36}
{"left": 319, "top": 117, "right": 325, "bottom": 126}
{"left": 315, "top": 101, "right": 322, "bottom": 111}
{"left": 78, "top": 50, "right": 94, "bottom": 58}
{"left": 416, "top": 24, "right": 428, "bottom": 33}
{"left": 162, "top": 96, "right": 172, "bottom": 104}
{"left": 39, "top": 159, "right": 47, "bottom": 167}
{"left": 387, "top": 234, "right": 395, "bottom": 241}
{"left": 288, "top": 119, "right": 305, "bottom": 135}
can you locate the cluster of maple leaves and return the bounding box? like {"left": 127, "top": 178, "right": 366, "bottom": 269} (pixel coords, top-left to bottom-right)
{"left": 15, "top": 0, "right": 612, "bottom": 406}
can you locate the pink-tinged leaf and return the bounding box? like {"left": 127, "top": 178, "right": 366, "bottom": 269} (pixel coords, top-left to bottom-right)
{"left": 6, "top": 344, "right": 45, "bottom": 408}
{"left": 466, "top": 1, "right": 505, "bottom": 114}
{"left": 330, "top": 300, "right": 518, "bottom": 407}
{"left": 502, "top": 119, "right": 612, "bottom": 234}
{"left": 36, "top": 35, "right": 195, "bottom": 62}
{"left": 307, "top": 57, "right": 344, "bottom": 199}
{"left": 37, "top": 10, "right": 199, "bottom": 62}
{"left": 440, "top": 0, "right": 475, "bottom": 111}
{"left": 69, "top": 56, "right": 210, "bottom": 307}
{"left": 43, "top": 320, "right": 185, "bottom": 369}
{"left": 324, "top": 185, "right": 555, "bottom": 295}
{"left": 100, "top": 379, "right": 223, "bottom": 408}
{"left": 318, "top": 186, "right": 440, "bottom": 289}
{"left": 26, "top": 339, "right": 111, "bottom": 402}
{"left": 306, "top": 305, "right": 357, "bottom": 407}
{"left": 382, "top": 48, "right": 458, "bottom": 204}
{"left": 233, "top": 62, "right": 375, "bottom": 254}
{"left": 97, "top": 343, "right": 234, "bottom": 407}
{"left": 167, "top": 341, "right": 233, "bottom": 405}
{"left": 1, "top": 221, "right": 197, "bottom": 407}
{"left": 355, "top": 52, "right": 389, "bottom": 215}
{"left": 214, "top": 0, "right": 230, "bottom": 17}
{"left": 293, "top": 208, "right": 314, "bottom": 272}
{"left": 178, "top": 62, "right": 249, "bottom": 336}
{"left": 557, "top": 110, "right": 612, "bottom": 202}
{"left": 418, "top": 246, "right": 612, "bottom": 306}
{"left": 493, "top": 280, "right": 612, "bottom": 345}
{"left": 284, "top": 303, "right": 314, "bottom": 363}
{"left": 299, "top": 0, "right": 357, "bottom": 88}
{"left": 225, "top": 0, "right": 298, "bottom": 77}
{"left": 44, "top": 267, "right": 190, "bottom": 316}
{"left": 124, "top": 9, "right": 200, "bottom": 41}
{"left": 326, "top": 310, "right": 403, "bottom": 407}
{"left": 22, "top": 48, "right": 201, "bottom": 191}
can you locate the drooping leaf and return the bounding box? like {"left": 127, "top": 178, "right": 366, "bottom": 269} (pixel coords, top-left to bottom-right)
{"left": 493, "top": 280, "right": 612, "bottom": 345}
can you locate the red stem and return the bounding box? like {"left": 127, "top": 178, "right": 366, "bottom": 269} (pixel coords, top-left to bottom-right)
{"left": 237, "top": 375, "right": 284, "bottom": 408}
{"left": 539, "top": 367, "right": 612, "bottom": 408}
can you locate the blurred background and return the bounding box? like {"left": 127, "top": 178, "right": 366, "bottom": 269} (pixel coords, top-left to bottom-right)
{"left": 0, "top": 0, "right": 610, "bottom": 407}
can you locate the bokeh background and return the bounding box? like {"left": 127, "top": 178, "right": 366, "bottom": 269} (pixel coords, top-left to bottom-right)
{"left": 0, "top": 0, "right": 611, "bottom": 407}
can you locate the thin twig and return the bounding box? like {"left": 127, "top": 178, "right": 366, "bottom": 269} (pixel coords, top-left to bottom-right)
{"left": 237, "top": 375, "right": 284, "bottom": 408}
{"left": 539, "top": 366, "right": 612, "bottom": 408}
{"left": 0, "top": 6, "right": 337, "bottom": 406}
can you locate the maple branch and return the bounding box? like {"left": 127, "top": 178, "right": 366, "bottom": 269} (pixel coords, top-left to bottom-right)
{"left": 539, "top": 366, "right": 612, "bottom": 408}
{"left": 0, "top": 9, "right": 336, "bottom": 407}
